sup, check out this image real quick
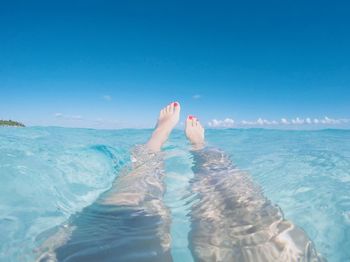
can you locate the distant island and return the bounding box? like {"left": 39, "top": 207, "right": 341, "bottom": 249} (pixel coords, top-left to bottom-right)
{"left": 0, "top": 120, "right": 25, "bottom": 127}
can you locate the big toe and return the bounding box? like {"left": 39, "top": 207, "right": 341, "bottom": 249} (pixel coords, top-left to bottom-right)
{"left": 173, "top": 101, "right": 180, "bottom": 109}
{"left": 186, "top": 115, "right": 195, "bottom": 127}
{"left": 172, "top": 101, "right": 180, "bottom": 115}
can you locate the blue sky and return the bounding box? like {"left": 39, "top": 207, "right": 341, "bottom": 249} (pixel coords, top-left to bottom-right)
{"left": 1, "top": 0, "right": 350, "bottom": 128}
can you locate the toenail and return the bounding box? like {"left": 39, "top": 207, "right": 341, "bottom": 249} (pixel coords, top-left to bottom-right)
{"left": 189, "top": 115, "right": 193, "bottom": 120}
{"left": 173, "top": 102, "right": 178, "bottom": 107}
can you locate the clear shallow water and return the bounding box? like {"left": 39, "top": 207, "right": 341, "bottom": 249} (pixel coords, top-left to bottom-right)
{"left": 0, "top": 127, "right": 349, "bottom": 261}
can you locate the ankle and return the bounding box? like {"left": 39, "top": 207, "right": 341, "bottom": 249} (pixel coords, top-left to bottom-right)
{"left": 153, "top": 127, "right": 170, "bottom": 140}
{"left": 146, "top": 129, "right": 169, "bottom": 152}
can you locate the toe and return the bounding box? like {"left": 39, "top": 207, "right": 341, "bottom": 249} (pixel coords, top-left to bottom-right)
{"left": 173, "top": 101, "right": 180, "bottom": 113}
{"left": 195, "top": 118, "right": 199, "bottom": 126}
{"left": 169, "top": 102, "right": 175, "bottom": 113}
{"left": 186, "top": 115, "right": 193, "bottom": 127}
{"left": 191, "top": 116, "right": 197, "bottom": 126}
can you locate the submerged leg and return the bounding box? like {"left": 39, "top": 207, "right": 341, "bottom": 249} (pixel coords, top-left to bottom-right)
{"left": 38, "top": 102, "right": 180, "bottom": 262}
{"left": 102, "top": 101, "right": 181, "bottom": 206}
{"left": 185, "top": 116, "right": 323, "bottom": 262}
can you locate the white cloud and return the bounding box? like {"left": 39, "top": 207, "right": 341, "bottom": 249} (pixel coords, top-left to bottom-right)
{"left": 237, "top": 116, "right": 350, "bottom": 127}
{"left": 241, "top": 118, "right": 278, "bottom": 126}
{"left": 291, "top": 117, "right": 305, "bottom": 125}
{"left": 53, "top": 113, "right": 83, "bottom": 120}
{"left": 70, "top": 115, "right": 83, "bottom": 120}
{"left": 311, "top": 116, "right": 348, "bottom": 125}
{"left": 287, "top": 116, "right": 349, "bottom": 125}
{"left": 281, "top": 118, "right": 290, "bottom": 124}
{"left": 193, "top": 94, "right": 201, "bottom": 99}
{"left": 208, "top": 118, "right": 234, "bottom": 128}
{"left": 241, "top": 120, "right": 253, "bottom": 125}
{"left": 320, "top": 116, "right": 341, "bottom": 124}
{"left": 256, "top": 118, "right": 264, "bottom": 125}
{"left": 102, "top": 95, "right": 112, "bottom": 101}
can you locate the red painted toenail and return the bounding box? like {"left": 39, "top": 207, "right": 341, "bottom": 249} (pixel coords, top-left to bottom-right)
{"left": 189, "top": 115, "right": 193, "bottom": 120}
{"left": 173, "top": 102, "right": 178, "bottom": 107}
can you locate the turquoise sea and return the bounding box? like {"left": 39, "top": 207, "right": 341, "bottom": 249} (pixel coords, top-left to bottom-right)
{"left": 0, "top": 127, "right": 349, "bottom": 261}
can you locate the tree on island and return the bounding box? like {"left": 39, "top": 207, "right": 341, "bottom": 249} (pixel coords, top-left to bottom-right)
{"left": 0, "top": 120, "right": 25, "bottom": 127}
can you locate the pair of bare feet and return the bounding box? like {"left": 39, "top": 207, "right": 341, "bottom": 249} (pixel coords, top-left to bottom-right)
{"left": 146, "top": 102, "right": 205, "bottom": 152}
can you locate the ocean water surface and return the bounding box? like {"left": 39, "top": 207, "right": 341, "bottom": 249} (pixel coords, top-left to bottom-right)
{"left": 0, "top": 127, "right": 349, "bottom": 261}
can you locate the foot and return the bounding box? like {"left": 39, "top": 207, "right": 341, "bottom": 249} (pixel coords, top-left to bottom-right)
{"left": 146, "top": 102, "right": 181, "bottom": 152}
{"left": 185, "top": 115, "right": 205, "bottom": 150}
